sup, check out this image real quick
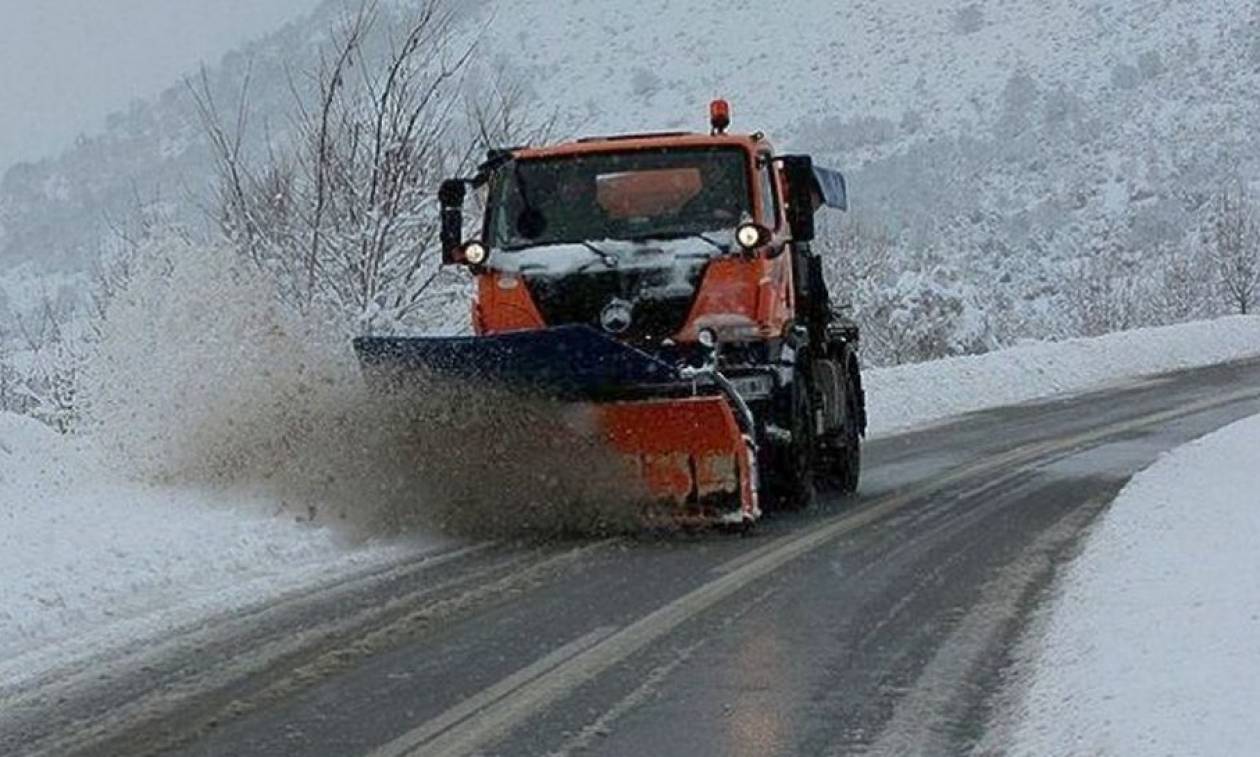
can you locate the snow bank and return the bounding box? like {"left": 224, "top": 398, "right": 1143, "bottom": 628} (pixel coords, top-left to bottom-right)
{"left": 1003, "top": 413, "right": 1260, "bottom": 756}
{"left": 866, "top": 315, "right": 1260, "bottom": 435}
{"left": 0, "top": 411, "right": 410, "bottom": 665}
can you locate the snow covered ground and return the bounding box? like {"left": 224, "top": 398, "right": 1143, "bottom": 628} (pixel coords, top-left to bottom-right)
{"left": 866, "top": 315, "right": 1260, "bottom": 435}
{"left": 2, "top": 315, "right": 1258, "bottom": 680}
{"left": 998, "top": 412, "right": 1260, "bottom": 756}
{"left": 0, "top": 411, "right": 419, "bottom": 678}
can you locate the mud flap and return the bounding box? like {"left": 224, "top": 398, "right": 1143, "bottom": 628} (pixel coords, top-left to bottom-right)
{"left": 594, "top": 396, "right": 760, "bottom": 525}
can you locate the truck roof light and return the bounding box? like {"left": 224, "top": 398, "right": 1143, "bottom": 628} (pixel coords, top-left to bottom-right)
{"left": 710, "top": 99, "right": 731, "bottom": 135}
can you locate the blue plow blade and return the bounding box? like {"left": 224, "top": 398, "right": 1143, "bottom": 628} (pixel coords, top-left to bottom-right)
{"left": 353, "top": 325, "right": 680, "bottom": 398}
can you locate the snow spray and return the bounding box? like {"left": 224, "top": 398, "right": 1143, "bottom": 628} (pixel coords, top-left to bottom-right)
{"left": 78, "top": 239, "right": 641, "bottom": 539}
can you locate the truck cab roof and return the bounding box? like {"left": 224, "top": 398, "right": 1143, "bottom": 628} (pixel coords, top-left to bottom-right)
{"left": 513, "top": 131, "right": 774, "bottom": 161}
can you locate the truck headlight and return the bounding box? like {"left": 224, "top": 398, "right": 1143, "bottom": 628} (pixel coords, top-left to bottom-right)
{"left": 462, "top": 241, "right": 488, "bottom": 266}
{"left": 736, "top": 223, "right": 769, "bottom": 251}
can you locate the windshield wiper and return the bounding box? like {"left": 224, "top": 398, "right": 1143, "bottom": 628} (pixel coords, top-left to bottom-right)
{"left": 628, "top": 231, "right": 729, "bottom": 253}
{"left": 578, "top": 240, "right": 619, "bottom": 269}
{"left": 500, "top": 239, "right": 617, "bottom": 266}
{"left": 690, "top": 232, "right": 728, "bottom": 253}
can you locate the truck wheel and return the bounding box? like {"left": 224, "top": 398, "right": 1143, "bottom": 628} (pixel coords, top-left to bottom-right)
{"left": 760, "top": 363, "right": 819, "bottom": 512}
{"left": 770, "top": 371, "right": 817, "bottom": 511}
{"left": 816, "top": 368, "right": 861, "bottom": 496}
{"left": 833, "top": 374, "right": 862, "bottom": 494}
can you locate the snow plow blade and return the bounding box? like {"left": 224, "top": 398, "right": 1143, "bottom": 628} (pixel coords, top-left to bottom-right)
{"left": 353, "top": 326, "right": 759, "bottom": 525}
{"left": 353, "top": 325, "right": 676, "bottom": 399}
{"left": 594, "top": 397, "right": 759, "bottom": 526}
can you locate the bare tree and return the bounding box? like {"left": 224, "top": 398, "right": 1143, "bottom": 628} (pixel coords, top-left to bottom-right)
{"left": 1210, "top": 182, "right": 1260, "bottom": 315}
{"left": 816, "top": 216, "right": 985, "bottom": 365}
{"left": 1058, "top": 216, "right": 1157, "bottom": 337}
{"left": 0, "top": 323, "right": 21, "bottom": 414}
{"left": 1155, "top": 239, "right": 1216, "bottom": 325}
{"left": 10, "top": 295, "right": 79, "bottom": 431}
{"left": 816, "top": 216, "right": 894, "bottom": 300}
{"left": 464, "top": 63, "right": 558, "bottom": 155}
{"left": 815, "top": 216, "right": 904, "bottom": 363}
{"left": 190, "top": 0, "right": 542, "bottom": 333}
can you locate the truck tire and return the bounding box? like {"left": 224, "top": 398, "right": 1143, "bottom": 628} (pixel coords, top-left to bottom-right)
{"left": 764, "top": 369, "right": 817, "bottom": 511}
{"left": 835, "top": 375, "right": 861, "bottom": 494}
{"left": 818, "top": 364, "right": 861, "bottom": 495}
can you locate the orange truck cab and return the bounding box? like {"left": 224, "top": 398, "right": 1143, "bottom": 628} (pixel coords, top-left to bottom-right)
{"left": 356, "top": 101, "right": 865, "bottom": 527}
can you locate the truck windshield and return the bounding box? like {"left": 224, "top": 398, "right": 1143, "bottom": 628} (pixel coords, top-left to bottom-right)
{"left": 487, "top": 146, "right": 750, "bottom": 250}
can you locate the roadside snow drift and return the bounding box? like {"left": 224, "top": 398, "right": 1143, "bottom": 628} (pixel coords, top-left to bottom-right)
{"left": 1002, "top": 412, "right": 1260, "bottom": 756}
{"left": 0, "top": 410, "right": 412, "bottom": 668}
{"left": 866, "top": 315, "right": 1260, "bottom": 435}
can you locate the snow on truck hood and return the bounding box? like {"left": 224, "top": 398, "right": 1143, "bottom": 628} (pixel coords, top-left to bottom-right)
{"left": 487, "top": 231, "right": 735, "bottom": 284}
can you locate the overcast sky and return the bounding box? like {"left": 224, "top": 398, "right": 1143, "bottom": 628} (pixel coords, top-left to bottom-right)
{"left": 0, "top": 0, "right": 322, "bottom": 172}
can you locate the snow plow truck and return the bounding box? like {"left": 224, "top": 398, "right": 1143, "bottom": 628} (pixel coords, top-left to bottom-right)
{"left": 354, "top": 101, "right": 865, "bottom": 528}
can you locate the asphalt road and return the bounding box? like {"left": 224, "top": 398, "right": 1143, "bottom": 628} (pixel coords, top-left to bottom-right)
{"left": 6, "top": 358, "right": 1260, "bottom": 757}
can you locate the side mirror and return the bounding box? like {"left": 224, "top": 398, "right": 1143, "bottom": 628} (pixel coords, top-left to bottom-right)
{"left": 780, "top": 155, "right": 816, "bottom": 243}
{"left": 439, "top": 179, "right": 467, "bottom": 265}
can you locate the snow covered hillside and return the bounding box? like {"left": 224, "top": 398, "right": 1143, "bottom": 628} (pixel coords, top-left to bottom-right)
{"left": 480, "top": 0, "right": 1251, "bottom": 146}
{"left": 995, "top": 411, "right": 1260, "bottom": 756}
{"left": 0, "top": 0, "right": 489, "bottom": 274}
{"left": 0, "top": 0, "right": 324, "bottom": 173}
{"left": 478, "top": 0, "right": 1260, "bottom": 345}
{"left": 3, "top": 0, "right": 1258, "bottom": 350}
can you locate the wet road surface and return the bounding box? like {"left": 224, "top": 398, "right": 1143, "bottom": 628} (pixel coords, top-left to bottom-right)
{"left": 5, "top": 358, "right": 1260, "bottom": 756}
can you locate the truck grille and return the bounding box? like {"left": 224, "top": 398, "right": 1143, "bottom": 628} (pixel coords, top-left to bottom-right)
{"left": 524, "top": 266, "right": 702, "bottom": 344}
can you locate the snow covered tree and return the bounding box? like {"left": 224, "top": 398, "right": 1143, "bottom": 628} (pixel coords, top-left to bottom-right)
{"left": 1155, "top": 240, "right": 1216, "bottom": 325}
{"left": 193, "top": 1, "right": 468, "bottom": 331}
{"left": 10, "top": 297, "right": 81, "bottom": 431}
{"left": 1210, "top": 182, "right": 1260, "bottom": 315}
{"left": 1059, "top": 215, "right": 1153, "bottom": 337}
{"left": 192, "top": 1, "right": 550, "bottom": 334}
{"left": 816, "top": 216, "right": 991, "bottom": 365}
{"left": 0, "top": 325, "right": 23, "bottom": 414}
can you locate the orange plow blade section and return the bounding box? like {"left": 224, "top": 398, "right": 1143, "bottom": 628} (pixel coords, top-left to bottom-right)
{"left": 594, "top": 396, "right": 759, "bottom": 524}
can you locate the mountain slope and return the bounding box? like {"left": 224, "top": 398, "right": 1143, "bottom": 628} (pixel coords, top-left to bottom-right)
{"left": 476, "top": 0, "right": 1260, "bottom": 347}
{"left": 2, "top": 0, "right": 1257, "bottom": 352}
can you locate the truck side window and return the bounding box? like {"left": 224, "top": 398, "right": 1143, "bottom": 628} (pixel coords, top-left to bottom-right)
{"left": 758, "top": 156, "right": 779, "bottom": 228}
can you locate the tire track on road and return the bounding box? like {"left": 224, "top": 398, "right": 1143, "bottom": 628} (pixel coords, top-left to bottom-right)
{"left": 5, "top": 541, "right": 614, "bottom": 757}
{"left": 367, "top": 387, "right": 1260, "bottom": 757}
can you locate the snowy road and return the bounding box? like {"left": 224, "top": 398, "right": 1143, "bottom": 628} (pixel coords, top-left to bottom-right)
{"left": 5, "top": 357, "right": 1260, "bottom": 756}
